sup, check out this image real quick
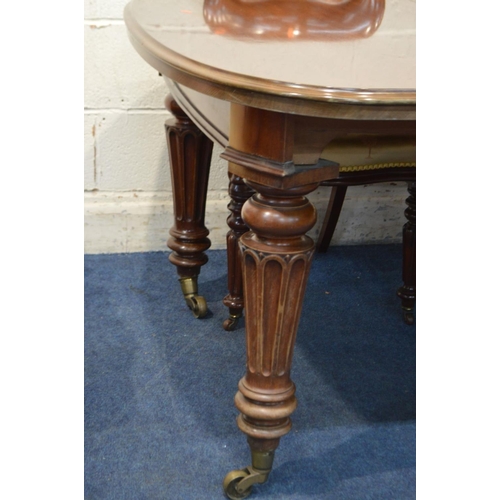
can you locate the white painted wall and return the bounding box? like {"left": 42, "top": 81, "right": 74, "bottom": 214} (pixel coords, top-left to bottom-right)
{"left": 84, "top": 0, "right": 409, "bottom": 254}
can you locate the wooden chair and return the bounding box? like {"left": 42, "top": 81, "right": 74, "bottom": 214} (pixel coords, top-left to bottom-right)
{"left": 317, "top": 135, "right": 416, "bottom": 324}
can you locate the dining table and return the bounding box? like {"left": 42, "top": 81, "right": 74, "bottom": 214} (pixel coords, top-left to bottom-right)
{"left": 124, "top": 1, "right": 416, "bottom": 497}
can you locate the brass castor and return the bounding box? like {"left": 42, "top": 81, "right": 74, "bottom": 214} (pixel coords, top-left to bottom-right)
{"left": 223, "top": 450, "right": 274, "bottom": 499}
{"left": 179, "top": 277, "right": 208, "bottom": 319}
{"left": 403, "top": 309, "right": 415, "bottom": 325}
{"left": 223, "top": 312, "right": 241, "bottom": 331}
{"left": 185, "top": 294, "right": 208, "bottom": 319}
{"left": 223, "top": 469, "right": 253, "bottom": 500}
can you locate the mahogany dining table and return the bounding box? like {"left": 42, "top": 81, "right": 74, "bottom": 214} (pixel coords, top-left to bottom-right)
{"left": 124, "top": 1, "right": 416, "bottom": 497}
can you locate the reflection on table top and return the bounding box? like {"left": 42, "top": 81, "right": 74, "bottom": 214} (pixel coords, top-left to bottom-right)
{"left": 125, "top": 0, "right": 415, "bottom": 105}
{"left": 203, "top": 0, "right": 386, "bottom": 41}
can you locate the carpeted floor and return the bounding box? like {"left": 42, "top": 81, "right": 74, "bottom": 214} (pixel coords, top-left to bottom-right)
{"left": 85, "top": 245, "right": 416, "bottom": 499}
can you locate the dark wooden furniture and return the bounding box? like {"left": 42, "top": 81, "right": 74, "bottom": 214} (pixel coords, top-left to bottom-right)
{"left": 319, "top": 174, "right": 416, "bottom": 324}
{"left": 125, "top": 1, "right": 416, "bottom": 497}
{"left": 316, "top": 135, "right": 416, "bottom": 324}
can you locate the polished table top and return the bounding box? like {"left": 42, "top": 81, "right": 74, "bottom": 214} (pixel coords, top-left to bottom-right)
{"left": 125, "top": 0, "right": 415, "bottom": 119}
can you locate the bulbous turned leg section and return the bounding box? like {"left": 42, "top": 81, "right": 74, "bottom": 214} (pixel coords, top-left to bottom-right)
{"left": 223, "top": 174, "right": 254, "bottom": 331}
{"left": 397, "top": 182, "right": 416, "bottom": 325}
{"left": 164, "top": 96, "right": 213, "bottom": 318}
{"left": 224, "top": 181, "right": 319, "bottom": 495}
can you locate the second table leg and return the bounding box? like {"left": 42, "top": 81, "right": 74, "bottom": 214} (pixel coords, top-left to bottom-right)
{"left": 164, "top": 95, "right": 213, "bottom": 318}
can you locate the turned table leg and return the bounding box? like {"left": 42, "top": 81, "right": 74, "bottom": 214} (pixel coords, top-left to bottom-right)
{"left": 397, "top": 182, "right": 416, "bottom": 325}
{"left": 223, "top": 181, "right": 318, "bottom": 499}
{"left": 164, "top": 96, "right": 213, "bottom": 318}
{"left": 223, "top": 174, "right": 254, "bottom": 331}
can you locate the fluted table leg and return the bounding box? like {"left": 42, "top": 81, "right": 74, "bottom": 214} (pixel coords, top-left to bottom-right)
{"left": 223, "top": 180, "right": 318, "bottom": 499}
{"left": 164, "top": 96, "right": 213, "bottom": 318}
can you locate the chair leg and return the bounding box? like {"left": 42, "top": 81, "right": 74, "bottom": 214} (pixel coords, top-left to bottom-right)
{"left": 316, "top": 185, "right": 348, "bottom": 252}
{"left": 397, "top": 182, "right": 416, "bottom": 325}
{"left": 223, "top": 174, "right": 254, "bottom": 331}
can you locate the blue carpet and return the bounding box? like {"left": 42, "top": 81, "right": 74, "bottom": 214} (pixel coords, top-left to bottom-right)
{"left": 85, "top": 245, "right": 415, "bottom": 499}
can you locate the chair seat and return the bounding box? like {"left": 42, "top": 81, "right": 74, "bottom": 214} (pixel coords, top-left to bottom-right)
{"left": 320, "top": 134, "right": 416, "bottom": 172}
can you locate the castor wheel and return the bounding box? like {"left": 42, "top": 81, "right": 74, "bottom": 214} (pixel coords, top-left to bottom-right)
{"left": 185, "top": 295, "right": 208, "bottom": 319}
{"left": 403, "top": 310, "right": 414, "bottom": 325}
{"left": 179, "top": 277, "right": 208, "bottom": 318}
{"left": 223, "top": 313, "right": 241, "bottom": 331}
{"left": 223, "top": 453, "right": 273, "bottom": 499}
{"left": 223, "top": 469, "right": 252, "bottom": 500}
